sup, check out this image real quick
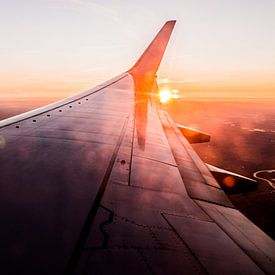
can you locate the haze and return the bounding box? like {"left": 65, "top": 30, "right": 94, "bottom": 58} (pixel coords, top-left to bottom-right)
{"left": 0, "top": 0, "right": 275, "bottom": 103}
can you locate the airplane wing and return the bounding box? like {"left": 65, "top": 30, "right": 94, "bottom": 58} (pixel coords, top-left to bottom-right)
{"left": 0, "top": 21, "right": 274, "bottom": 275}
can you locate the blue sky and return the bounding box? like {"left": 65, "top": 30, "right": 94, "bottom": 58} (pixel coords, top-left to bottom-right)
{"left": 0, "top": 0, "right": 275, "bottom": 98}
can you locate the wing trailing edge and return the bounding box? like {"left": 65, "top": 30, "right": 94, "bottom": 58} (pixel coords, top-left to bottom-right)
{"left": 177, "top": 124, "right": 211, "bottom": 143}
{"left": 206, "top": 163, "right": 258, "bottom": 194}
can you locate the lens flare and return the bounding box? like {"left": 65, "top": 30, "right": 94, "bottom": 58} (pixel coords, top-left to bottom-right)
{"left": 223, "top": 176, "right": 236, "bottom": 188}
{"left": 172, "top": 94, "right": 179, "bottom": 99}
{"left": 0, "top": 136, "right": 6, "bottom": 149}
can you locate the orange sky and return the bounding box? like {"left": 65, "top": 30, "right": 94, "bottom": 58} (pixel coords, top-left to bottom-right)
{"left": 0, "top": 1, "right": 275, "bottom": 102}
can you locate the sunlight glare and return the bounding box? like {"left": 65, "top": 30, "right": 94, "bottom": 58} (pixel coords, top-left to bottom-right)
{"left": 159, "top": 89, "right": 180, "bottom": 103}
{"left": 159, "top": 90, "right": 172, "bottom": 103}
{"left": 172, "top": 94, "right": 179, "bottom": 99}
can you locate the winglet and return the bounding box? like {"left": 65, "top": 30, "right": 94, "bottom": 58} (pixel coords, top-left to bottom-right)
{"left": 128, "top": 20, "right": 176, "bottom": 76}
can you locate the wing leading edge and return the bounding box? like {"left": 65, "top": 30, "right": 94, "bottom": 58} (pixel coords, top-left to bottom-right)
{"left": 0, "top": 21, "right": 274, "bottom": 275}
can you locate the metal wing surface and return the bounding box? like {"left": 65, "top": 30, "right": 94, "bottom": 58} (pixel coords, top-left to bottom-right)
{"left": 0, "top": 21, "right": 274, "bottom": 274}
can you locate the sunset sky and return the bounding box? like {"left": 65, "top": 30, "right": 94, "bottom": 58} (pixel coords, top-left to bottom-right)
{"left": 1, "top": 0, "right": 275, "bottom": 101}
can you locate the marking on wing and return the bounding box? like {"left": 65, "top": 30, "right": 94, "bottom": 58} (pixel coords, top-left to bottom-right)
{"left": 65, "top": 110, "right": 132, "bottom": 274}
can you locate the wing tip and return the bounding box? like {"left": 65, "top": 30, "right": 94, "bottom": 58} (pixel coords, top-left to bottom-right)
{"left": 166, "top": 19, "right": 176, "bottom": 24}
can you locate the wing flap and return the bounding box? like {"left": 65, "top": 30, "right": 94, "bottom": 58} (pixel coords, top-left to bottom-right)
{"left": 206, "top": 163, "right": 258, "bottom": 193}
{"left": 159, "top": 110, "right": 234, "bottom": 207}
{"left": 177, "top": 124, "right": 211, "bottom": 143}
{"left": 197, "top": 200, "right": 275, "bottom": 275}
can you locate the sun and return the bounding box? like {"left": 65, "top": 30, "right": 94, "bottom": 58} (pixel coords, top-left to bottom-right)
{"left": 159, "top": 90, "right": 172, "bottom": 103}
{"left": 159, "top": 89, "right": 180, "bottom": 103}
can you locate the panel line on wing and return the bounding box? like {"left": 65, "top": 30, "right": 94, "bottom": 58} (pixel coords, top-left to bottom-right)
{"left": 160, "top": 213, "right": 208, "bottom": 274}
{"left": 196, "top": 200, "right": 274, "bottom": 274}
{"left": 65, "top": 109, "right": 133, "bottom": 274}
{"left": 132, "top": 155, "right": 178, "bottom": 168}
